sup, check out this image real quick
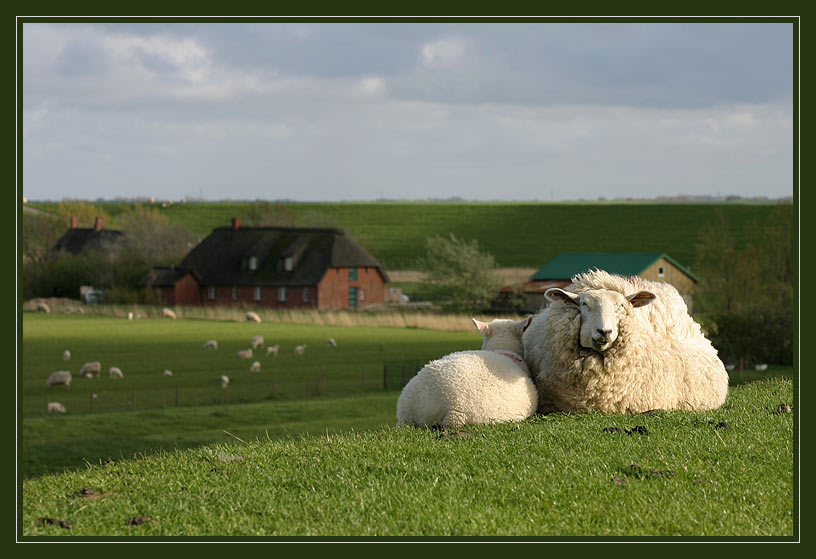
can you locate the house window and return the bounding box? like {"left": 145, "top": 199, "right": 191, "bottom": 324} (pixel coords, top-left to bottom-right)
{"left": 248, "top": 256, "right": 258, "bottom": 271}
{"left": 253, "top": 286, "right": 262, "bottom": 301}
{"left": 284, "top": 257, "right": 293, "bottom": 271}
{"left": 232, "top": 286, "right": 238, "bottom": 301}
{"left": 349, "top": 286, "right": 358, "bottom": 309}
{"left": 207, "top": 286, "right": 216, "bottom": 300}
{"left": 349, "top": 267, "right": 358, "bottom": 281}
{"left": 658, "top": 266, "right": 666, "bottom": 277}
{"left": 278, "top": 286, "right": 287, "bottom": 302}
{"left": 303, "top": 287, "right": 309, "bottom": 302}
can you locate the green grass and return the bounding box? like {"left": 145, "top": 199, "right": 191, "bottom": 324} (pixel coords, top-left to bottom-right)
{"left": 20, "top": 377, "right": 794, "bottom": 537}
{"left": 30, "top": 201, "right": 790, "bottom": 269}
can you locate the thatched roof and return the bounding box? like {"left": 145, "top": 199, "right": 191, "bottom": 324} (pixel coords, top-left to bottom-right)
{"left": 54, "top": 228, "right": 124, "bottom": 255}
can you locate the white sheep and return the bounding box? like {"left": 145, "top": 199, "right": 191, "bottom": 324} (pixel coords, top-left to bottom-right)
{"left": 78, "top": 361, "right": 102, "bottom": 378}
{"left": 128, "top": 312, "right": 134, "bottom": 320}
{"left": 162, "top": 307, "right": 177, "bottom": 320}
{"left": 246, "top": 311, "right": 262, "bottom": 324}
{"left": 237, "top": 348, "right": 253, "bottom": 359}
{"left": 109, "top": 366, "right": 124, "bottom": 379}
{"left": 203, "top": 339, "right": 218, "bottom": 350}
{"left": 221, "top": 375, "right": 230, "bottom": 389}
{"left": 62, "top": 350, "right": 71, "bottom": 361}
{"left": 36, "top": 302, "right": 50, "bottom": 314}
{"left": 294, "top": 344, "right": 308, "bottom": 355}
{"left": 46, "top": 370, "right": 72, "bottom": 388}
{"left": 327, "top": 338, "right": 337, "bottom": 348}
{"left": 251, "top": 335, "right": 264, "bottom": 350}
{"left": 266, "top": 344, "right": 280, "bottom": 357}
{"left": 396, "top": 316, "right": 537, "bottom": 428}
{"left": 524, "top": 270, "right": 729, "bottom": 414}
{"left": 47, "top": 402, "right": 66, "bottom": 414}
{"left": 163, "top": 369, "right": 174, "bottom": 376}
{"left": 250, "top": 361, "right": 262, "bottom": 372}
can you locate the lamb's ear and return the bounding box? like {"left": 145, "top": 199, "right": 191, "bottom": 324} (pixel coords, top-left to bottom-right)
{"left": 545, "top": 288, "right": 579, "bottom": 306}
{"left": 627, "top": 291, "right": 656, "bottom": 308}
{"left": 472, "top": 318, "right": 490, "bottom": 335}
{"left": 519, "top": 315, "right": 533, "bottom": 333}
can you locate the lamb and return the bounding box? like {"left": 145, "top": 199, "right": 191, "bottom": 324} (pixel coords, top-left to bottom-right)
{"left": 163, "top": 369, "right": 174, "bottom": 376}
{"left": 294, "top": 344, "right": 308, "bottom": 355}
{"left": 47, "top": 402, "right": 66, "bottom": 414}
{"left": 221, "top": 375, "right": 230, "bottom": 389}
{"left": 266, "top": 344, "right": 280, "bottom": 357}
{"left": 109, "top": 366, "right": 124, "bottom": 379}
{"left": 62, "top": 350, "right": 71, "bottom": 361}
{"left": 36, "top": 302, "right": 50, "bottom": 314}
{"left": 203, "top": 339, "right": 219, "bottom": 350}
{"left": 79, "top": 361, "right": 102, "bottom": 378}
{"left": 250, "top": 361, "right": 262, "bottom": 372}
{"left": 523, "top": 269, "right": 729, "bottom": 414}
{"left": 327, "top": 338, "right": 337, "bottom": 348}
{"left": 237, "top": 348, "right": 253, "bottom": 359}
{"left": 396, "top": 316, "right": 537, "bottom": 428}
{"left": 251, "top": 335, "right": 264, "bottom": 350}
{"left": 46, "top": 370, "right": 72, "bottom": 388}
{"left": 246, "top": 311, "right": 262, "bottom": 324}
{"left": 128, "top": 312, "right": 134, "bottom": 320}
{"left": 162, "top": 307, "right": 177, "bottom": 320}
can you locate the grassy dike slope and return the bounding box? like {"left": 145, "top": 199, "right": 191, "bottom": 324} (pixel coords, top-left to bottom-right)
{"left": 21, "top": 378, "right": 794, "bottom": 537}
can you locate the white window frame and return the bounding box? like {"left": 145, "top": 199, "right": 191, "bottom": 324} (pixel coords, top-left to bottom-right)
{"left": 278, "top": 286, "right": 287, "bottom": 302}
{"left": 658, "top": 266, "right": 666, "bottom": 277}
{"left": 253, "top": 286, "right": 262, "bottom": 301}
{"left": 303, "top": 287, "right": 309, "bottom": 302}
{"left": 284, "top": 257, "right": 293, "bottom": 271}
{"left": 207, "top": 286, "right": 216, "bottom": 300}
{"left": 248, "top": 256, "right": 258, "bottom": 271}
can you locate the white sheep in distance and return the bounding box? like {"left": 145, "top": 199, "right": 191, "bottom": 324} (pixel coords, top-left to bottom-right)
{"left": 237, "top": 348, "right": 253, "bottom": 359}
{"left": 294, "top": 344, "right": 308, "bottom": 355}
{"left": 163, "top": 369, "right": 174, "bottom": 376}
{"left": 162, "top": 307, "right": 177, "bottom": 320}
{"left": 128, "top": 312, "right": 134, "bottom": 320}
{"left": 36, "top": 302, "right": 50, "bottom": 314}
{"left": 251, "top": 335, "right": 264, "bottom": 350}
{"left": 62, "top": 350, "right": 71, "bottom": 361}
{"left": 327, "top": 338, "right": 337, "bottom": 348}
{"left": 266, "top": 344, "right": 280, "bottom": 357}
{"left": 246, "top": 311, "right": 262, "bottom": 324}
{"left": 221, "top": 375, "right": 230, "bottom": 389}
{"left": 79, "top": 361, "right": 102, "bottom": 378}
{"left": 523, "top": 270, "right": 729, "bottom": 414}
{"left": 46, "top": 370, "right": 72, "bottom": 388}
{"left": 203, "top": 339, "right": 218, "bottom": 350}
{"left": 109, "top": 366, "right": 124, "bottom": 379}
{"left": 396, "top": 316, "right": 537, "bottom": 428}
{"left": 250, "top": 361, "right": 261, "bottom": 372}
{"left": 47, "top": 402, "right": 66, "bottom": 414}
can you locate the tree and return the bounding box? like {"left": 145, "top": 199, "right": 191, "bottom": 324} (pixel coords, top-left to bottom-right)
{"left": 116, "top": 205, "right": 195, "bottom": 267}
{"left": 414, "top": 233, "right": 501, "bottom": 312}
{"left": 22, "top": 211, "right": 64, "bottom": 264}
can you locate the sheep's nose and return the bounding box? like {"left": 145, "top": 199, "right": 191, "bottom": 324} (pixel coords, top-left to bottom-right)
{"left": 597, "top": 328, "right": 612, "bottom": 338}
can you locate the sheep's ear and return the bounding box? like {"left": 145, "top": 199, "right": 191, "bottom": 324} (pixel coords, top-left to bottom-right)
{"left": 519, "top": 315, "right": 533, "bottom": 333}
{"left": 627, "top": 291, "right": 656, "bottom": 308}
{"left": 545, "top": 288, "right": 579, "bottom": 306}
{"left": 472, "top": 318, "right": 490, "bottom": 335}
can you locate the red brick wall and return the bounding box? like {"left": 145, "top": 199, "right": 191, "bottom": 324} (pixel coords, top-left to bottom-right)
{"left": 316, "top": 267, "right": 387, "bottom": 310}
{"left": 201, "top": 285, "right": 318, "bottom": 309}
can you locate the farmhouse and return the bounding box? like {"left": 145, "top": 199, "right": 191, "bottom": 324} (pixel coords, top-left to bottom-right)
{"left": 143, "top": 219, "right": 391, "bottom": 310}
{"left": 54, "top": 217, "right": 124, "bottom": 255}
{"left": 506, "top": 252, "right": 699, "bottom": 312}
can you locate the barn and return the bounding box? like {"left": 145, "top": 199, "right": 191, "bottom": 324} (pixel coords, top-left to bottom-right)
{"left": 143, "top": 219, "right": 391, "bottom": 310}
{"left": 509, "top": 252, "right": 699, "bottom": 312}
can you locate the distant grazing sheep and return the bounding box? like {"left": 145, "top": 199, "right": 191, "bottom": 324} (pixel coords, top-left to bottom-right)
{"left": 162, "top": 307, "right": 177, "bottom": 320}
{"left": 397, "top": 316, "right": 536, "bottom": 428}
{"left": 36, "top": 302, "right": 50, "bottom": 314}
{"left": 327, "top": 338, "right": 337, "bottom": 348}
{"left": 163, "top": 369, "right": 174, "bottom": 376}
{"left": 47, "top": 402, "right": 66, "bottom": 414}
{"left": 203, "top": 339, "right": 218, "bottom": 350}
{"left": 75, "top": 307, "right": 85, "bottom": 315}
{"left": 524, "top": 270, "right": 728, "bottom": 414}
{"left": 62, "top": 350, "right": 71, "bottom": 361}
{"left": 250, "top": 361, "right": 261, "bottom": 372}
{"left": 294, "top": 344, "right": 308, "bottom": 355}
{"left": 246, "top": 311, "right": 262, "bottom": 324}
{"left": 251, "top": 335, "right": 264, "bottom": 350}
{"left": 128, "top": 312, "right": 134, "bottom": 320}
{"left": 109, "top": 366, "right": 124, "bottom": 379}
{"left": 79, "top": 361, "right": 102, "bottom": 378}
{"left": 237, "top": 348, "right": 253, "bottom": 359}
{"left": 266, "top": 344, "right": 280, "bottom": 357}
{"left": 221, "top": 375, "right": 230, "bottom": 389}
{"left": 46, "top": 370, "right": 72, "bottom": 388}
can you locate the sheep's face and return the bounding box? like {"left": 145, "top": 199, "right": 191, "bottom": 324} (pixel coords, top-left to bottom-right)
{"left": 545, "top": 288, "right": 655, "bottom": 353}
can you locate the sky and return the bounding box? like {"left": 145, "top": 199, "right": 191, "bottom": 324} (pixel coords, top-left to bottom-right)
{"left": 21, "top": 21, "right": 795, "bottom": 202}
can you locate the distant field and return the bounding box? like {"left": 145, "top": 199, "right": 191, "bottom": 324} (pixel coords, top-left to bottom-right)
{"left": 28, "top": 201, "right": 790, "bottom": 269}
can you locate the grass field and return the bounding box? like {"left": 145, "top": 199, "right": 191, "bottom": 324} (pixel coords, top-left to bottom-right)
{"left": 29, "top": 201, "right": 791, "bottom": 269}
{"left": 20, "top": 377, "right": 795, "bottom": 537}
